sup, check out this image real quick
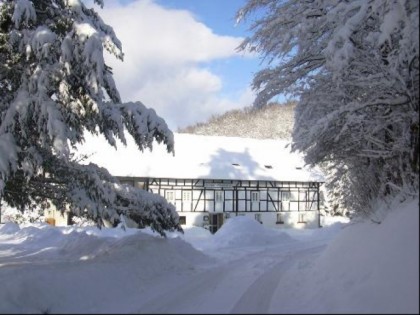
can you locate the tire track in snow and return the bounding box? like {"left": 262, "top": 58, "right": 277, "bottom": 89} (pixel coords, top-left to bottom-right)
{"left": 135, "top": 243, "right": 326, "bottom": 314}
{"left": 230, "top": 245, "right": 325, "bottom": 314}
{"left": 136, "top": 264, "right": 231, "bottom": 313}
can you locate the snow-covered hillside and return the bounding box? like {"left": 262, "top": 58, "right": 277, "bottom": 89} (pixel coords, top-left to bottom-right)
{"left": 0, "top": 196, "right": 418, "bottom": 313}
{"left": 178, "top": 102, "right": 296, "bottom": 140}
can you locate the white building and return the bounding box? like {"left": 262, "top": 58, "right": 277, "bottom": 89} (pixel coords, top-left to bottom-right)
{"left": 77, "top": 132, "right": 325, "bottom": 233}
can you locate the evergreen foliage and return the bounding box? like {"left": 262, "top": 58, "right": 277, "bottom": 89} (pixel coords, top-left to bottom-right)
{"left": 0, "top": 0, "right": 181, "bottom": 236}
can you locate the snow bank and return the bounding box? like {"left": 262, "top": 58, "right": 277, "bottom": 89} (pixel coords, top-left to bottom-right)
{"left": 283, "top": 218, "right": 350, "bottom": 242}
{"left": 0, "top": 196, "right": 417, "bottom": 314}
{"left": 315, "top": 197, "right": 419, "bottom": 313}
{"left": 210, "top": 216, "right": 296, "bottom": 248}
{"left": 0, "top": 223, "right": 210, "bottom": 265}
{"left": 0, "top": 222, "right": 20, "bottom": 234}
{"left": 0, "top": 224, "right": 212, "bottom": 313}
{"left": 269, "top": 197, "right": 419, "bottom": 314}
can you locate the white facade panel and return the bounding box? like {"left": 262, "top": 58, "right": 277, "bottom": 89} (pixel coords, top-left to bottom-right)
{"left": 225, "top": 201, "right": 233, "bottom": 211}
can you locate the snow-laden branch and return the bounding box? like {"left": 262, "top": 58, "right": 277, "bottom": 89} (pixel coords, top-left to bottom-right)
{"left": 237, "top": 0, "right": 419, "bottom": 215}
{"left": 0, "top": 0, "right": 181, "bottom": 234}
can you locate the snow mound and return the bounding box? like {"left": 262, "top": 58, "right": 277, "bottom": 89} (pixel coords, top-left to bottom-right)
{"left": 56, "top": 230, "right": 117, "bottom": 260}
{"left": 17, "top": 224, "right": 62, "bottom": 241}
{"left": 0, "top": 223, "right": 212, "bottom": 269}
{"left": 0, "top": 224, "right": 214, "bottom": 314}
{"left": 181, "top": 226, "right": 213, "bottom": 240}
{"left": 92, "top": 231, "right": 212, "bottom": 268}
{"left": 0, "top": 222, "right": 20, "bottom": 234}
{"left": 274, "top": 196, "right": 419, "bottom": 314}
{"left": 211, "top": 216, "right": 295, "bottom": 248}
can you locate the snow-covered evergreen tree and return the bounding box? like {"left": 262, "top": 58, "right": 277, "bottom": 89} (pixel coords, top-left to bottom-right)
{"left": 0, "top": 0, "right": 182, "bottom": 236}
{"left": 237, "top": 0, "right": 419, "bottom": 215}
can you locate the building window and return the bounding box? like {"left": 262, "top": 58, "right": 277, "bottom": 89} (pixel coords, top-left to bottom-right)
{"left": 165, "top": 190, "right": 175, "bottom": 204}
{"left": 281, "top": 191, "right": 291, "bottom": 201}
{"left": 276, "top": 213, "right": 284, "bottom": 224}
{"left": 255, "top": 213, "right": 262, "bottom": 223}
{"left": 298, "top": 213, "right": 307, "bottom": 223}
{"left": 281, "top": 191, "right": 291, "bottom": 211}
{"left": 299, "top": 191, "right": 308, "bottom": 202}
{"left": 178, "top": 216, "right": 186, "bottom": 225}
{"left": 215, "top": 191, "right": 224, "bottom": 203}
{"left": 182, "top": 191, "right": 191, "bottom": 202}
{"left": 251, "top": 191, "right": 260, "bottom": 202}
{"left": 120, "top": 179, "right": 134, "bottom": 186}
{"left": 135, "top": 181, "right": 146, "bottom": 190}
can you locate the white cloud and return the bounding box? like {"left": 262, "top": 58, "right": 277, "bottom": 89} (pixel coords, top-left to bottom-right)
{"left": 99, "top": 0, "right": 256, "bottom": 130}
{"left": 126, "top": 66, "right": 256, "bottom": 129}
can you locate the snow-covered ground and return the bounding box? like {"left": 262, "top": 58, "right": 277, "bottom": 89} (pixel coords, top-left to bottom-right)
{"left": 0, "top": 196, "right": 418, "bottom": 314}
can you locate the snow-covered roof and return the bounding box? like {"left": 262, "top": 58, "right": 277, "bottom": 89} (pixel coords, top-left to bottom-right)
{"left": 77, "top": 132, "right": 324, "bottom": 182}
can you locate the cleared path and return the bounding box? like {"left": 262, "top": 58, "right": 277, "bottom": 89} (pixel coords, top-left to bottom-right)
{"left": 135, "top": 242, "right": 327, "bottom": 314}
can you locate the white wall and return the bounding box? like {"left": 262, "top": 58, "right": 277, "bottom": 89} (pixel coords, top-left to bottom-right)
{"left": 178, "top": 210, "right": 320, "bottom": 230}
{"left": 45, "top": 207, "right": 68, "bottom": 226}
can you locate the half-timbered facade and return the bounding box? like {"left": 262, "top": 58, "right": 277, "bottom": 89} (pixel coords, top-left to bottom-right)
{"left": 118, "top": 176, "right": 321, "bottom": 233}
{"left": 78, "top": 132, "right": 325, "bottom": 233}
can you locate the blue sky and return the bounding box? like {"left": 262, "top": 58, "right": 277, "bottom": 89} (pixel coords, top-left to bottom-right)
{"left": 158, "top": 0, "right": 260, "bottom": 96}
{"left": 155, "top": 0, "right": 249, "bottom": 36}
{"left": 117, "top": 0, "right": 251, "bottom": 35}
{"left": 100, "top": 0, "right": 265, "bottom": 130}
{"left": 155, "top": 0, "right": 261, "bottom": 99}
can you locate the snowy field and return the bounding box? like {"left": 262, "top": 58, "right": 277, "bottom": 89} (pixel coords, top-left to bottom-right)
{"left": 0, "top": 197, "right": 418, "bottom": 314}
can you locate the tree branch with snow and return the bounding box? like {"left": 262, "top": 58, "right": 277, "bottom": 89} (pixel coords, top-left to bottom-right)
{"left": 0, "top": 0, "right": 181, "bottom": 235}
{"left": 237, "top": 0, "right": 419, "bottom": 215}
